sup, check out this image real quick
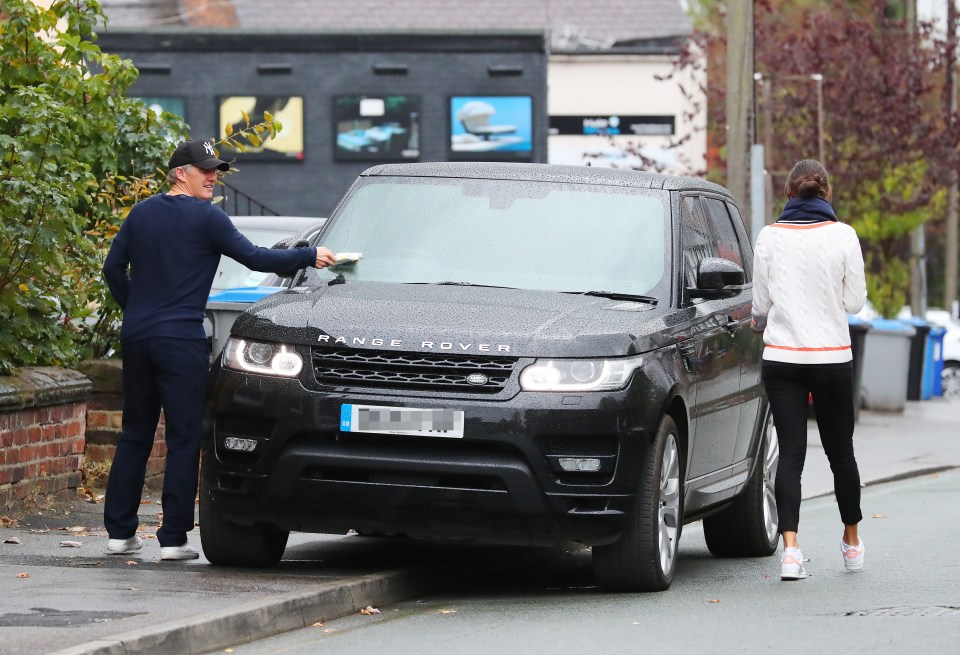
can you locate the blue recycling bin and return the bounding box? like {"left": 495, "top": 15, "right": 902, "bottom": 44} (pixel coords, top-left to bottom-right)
{"left": 927, "top": 326, "right": 947, "bottom": 397}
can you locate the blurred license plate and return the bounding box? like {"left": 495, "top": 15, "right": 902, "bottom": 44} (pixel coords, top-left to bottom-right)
{"left": 340, "top": 404, "right": 464, "bottom": 438}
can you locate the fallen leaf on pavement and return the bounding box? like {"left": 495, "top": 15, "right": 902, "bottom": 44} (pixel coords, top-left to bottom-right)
{"left": 124, "top": 560, "right": 138, "bottom": 566}
{"left": 28, "top": 528, "right": 49, "bottom": 534}
{"left": 224, "top": 649, "right": 234, "bottom": 653}
{"left": 437, "top": 609, "right": 457, "bottom": 614}
{"left": 0, "top": 517, "right": 16, "bottom": 528}
{"left": 59, "top": 541, "right": 83, "bottom": 548}
{"left": 871, "top": 514, "right": 887, "bottom": 519}
{"left": 360, "top": 606, "right": 381, "bottom": 615}
{"left": 4, "top": 537, "right": 22, "bottom": 544}
{"left": 707, "top": 599, "right": 720, "bottom": 603}
{"left": 312, "top": 622, "right": 325, "bottom": 627}
{"left": 323, "top": 629, "right": 337, "bottom": 634}
{"left": 16, "top": 573, "right": 29, "bottom": 578}
{"left": 140, "top": 500, "right": 151, "bottom": 505}
{"left": 129, "top": 587, "right": 140, "bottom": 591}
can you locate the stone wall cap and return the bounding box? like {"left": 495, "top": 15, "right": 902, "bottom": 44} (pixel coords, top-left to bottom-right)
{"left": 0, "top": 367, "right": 92, "bottom": 411}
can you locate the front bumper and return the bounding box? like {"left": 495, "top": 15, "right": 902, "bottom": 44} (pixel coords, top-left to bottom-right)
{"left": 205, "top": 366, "right": 666, "bottom": 547}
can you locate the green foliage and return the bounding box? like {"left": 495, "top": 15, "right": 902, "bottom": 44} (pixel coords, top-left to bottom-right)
{"left": 845, "top": 163, "right": 945, "bottom": 317}
{"left": 0, "top": 0, "right": 187, "bottom": 373}
{"left": 0, "top": 1, "right": 284, "bottom": 373}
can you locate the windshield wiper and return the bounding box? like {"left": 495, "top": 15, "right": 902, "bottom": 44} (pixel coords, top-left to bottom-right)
{"left": 405, "top": 281, "right": 518, "bottom": 289}
{"left": 564, "top": 290, "right": 659, "bottom": 304}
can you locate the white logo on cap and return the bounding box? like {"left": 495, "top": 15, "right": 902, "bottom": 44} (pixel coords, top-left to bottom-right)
{"left": 203, "top": 142, "right": 216, "bottom": 157}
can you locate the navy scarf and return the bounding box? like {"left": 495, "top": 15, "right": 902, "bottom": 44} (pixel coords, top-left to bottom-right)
{"left": 776, "top": 196, "right": 838, "bottom": 224}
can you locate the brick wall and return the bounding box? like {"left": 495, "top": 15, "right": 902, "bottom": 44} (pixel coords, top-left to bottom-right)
{"left": 77, "top": 360, "right": 167, "bottom": 489}
{"left": 0, "top": 368, "right": 91, "bottom": 512}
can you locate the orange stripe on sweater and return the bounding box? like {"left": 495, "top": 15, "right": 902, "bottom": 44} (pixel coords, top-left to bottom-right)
{"left": 767, "top": 344, "right": 851, "bottom": 352}
{"left": 770, "top": 222, "right": 835, "bottom": 230}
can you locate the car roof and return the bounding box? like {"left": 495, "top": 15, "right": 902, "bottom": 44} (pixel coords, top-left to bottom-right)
{"left": 360, "top": 162, "right": 733, "bottom": 196}
{"left": 229, "top": 215, "right": 327, "bottom": 231}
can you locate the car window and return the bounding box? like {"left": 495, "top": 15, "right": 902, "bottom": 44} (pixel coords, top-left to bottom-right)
{"left": 723, "top": 200, "right": 753, "bottom": 281}
{"left": 212, "top": 227, "right": 302, "bottom": 291}
{"left": 702, "top": 197, "right": 750, "bottom": 281}
{"left": 302, "top": 177, "right": 670, "bottom": 298}
{"left": 680, "top": 195, "right": 717, "bottom": 291}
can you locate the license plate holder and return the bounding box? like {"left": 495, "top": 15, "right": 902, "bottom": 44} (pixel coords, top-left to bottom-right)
{"left": 340, "top": 404, "right": 464, "bottom": 438}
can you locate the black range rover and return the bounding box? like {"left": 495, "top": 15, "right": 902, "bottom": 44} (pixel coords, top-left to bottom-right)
{"left": 201, "top": 162, "right": 780, "bottom": 592}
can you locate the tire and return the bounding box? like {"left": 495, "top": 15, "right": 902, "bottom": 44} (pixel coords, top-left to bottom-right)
{"left": 703, "top": 407, "right": 780, "bottom": 557}
{"left": 593, "top": 415, "right": 683, "bottom": 592}
{"left": 942, "top": 362, "right": 960, "bottom": 400}
{"left": 199, "top": 457, "right": 289, "bottom": 567}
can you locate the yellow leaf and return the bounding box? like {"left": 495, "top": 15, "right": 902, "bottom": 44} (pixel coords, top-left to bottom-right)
{"left": 18, "top": 284, "right": 29, "bottom": 292}
{"left": 225, "top": 123, "right": 233, "bottom": 137}
{"left": 241, "top": 109, "right": 250, "bottom": 127}
{"left": 248, "top": 133, "right": 261, "bottom": 147}
{"left": 264, "top": 110, "right": 273, "bottom": 122}
{"left": 707, "top": 599, "right": 720, "bottom": 603}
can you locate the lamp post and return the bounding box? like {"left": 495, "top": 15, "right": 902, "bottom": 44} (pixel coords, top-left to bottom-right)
{"left": 811, "top": 73, "right": 824, "bottom": 164}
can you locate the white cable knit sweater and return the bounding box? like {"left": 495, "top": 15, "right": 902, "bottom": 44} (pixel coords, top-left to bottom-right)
{"left": 752, "top": 220, "right": 867, "bottom": 364}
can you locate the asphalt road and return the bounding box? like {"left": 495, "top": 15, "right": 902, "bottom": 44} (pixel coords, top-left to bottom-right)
{"left": 216, "top": 468, "right": 960, "bottom": 655}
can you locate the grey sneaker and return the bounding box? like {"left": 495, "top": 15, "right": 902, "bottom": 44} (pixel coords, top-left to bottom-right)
{"left": 107, "top": 536, "right": 143, "bottom": 554}
{"left": 780, "top": 547, "right": 807, "bottom": 580}
{"left": 842, "top": 537, "right": 865, "bottom": 571}
{"left": 160, "top": 543, "right": 200, "bottom": 561}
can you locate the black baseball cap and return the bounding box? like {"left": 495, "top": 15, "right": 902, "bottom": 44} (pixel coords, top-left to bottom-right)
{"left": 167, "top": 139, "right": 230, "bottom": 171}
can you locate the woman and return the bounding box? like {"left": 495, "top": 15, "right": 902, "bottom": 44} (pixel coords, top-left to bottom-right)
{"left": 752, "top": 159, "right": 867, "bottom": 581}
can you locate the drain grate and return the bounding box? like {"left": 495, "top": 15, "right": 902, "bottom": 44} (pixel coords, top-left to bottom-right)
{"left": 842, "top": 606, "right": 960, "bottom": 618}
{"left": 0, "top": 607, "right": 144, "bottom": 627}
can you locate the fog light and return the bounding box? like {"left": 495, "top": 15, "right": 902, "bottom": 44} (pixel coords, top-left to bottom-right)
{"left": 224, "top": 437, "right": 257, "bottom": 452}
{"left": 558, "top": 457, "right": 601, "bottom": 472}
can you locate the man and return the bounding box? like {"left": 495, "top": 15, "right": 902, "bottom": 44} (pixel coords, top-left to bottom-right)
{"left": 102, "top": 138, "right": 336, "bottom": 560}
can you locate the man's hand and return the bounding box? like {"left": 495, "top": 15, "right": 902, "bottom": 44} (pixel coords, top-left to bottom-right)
{"left": 315, "top": 247, "right": 337, "bottom": 269}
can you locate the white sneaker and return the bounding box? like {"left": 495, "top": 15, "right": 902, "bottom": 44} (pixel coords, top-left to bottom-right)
{"left": 780, "top": 547, "right": 807, "bottom": 580}
{"left": 842, "top": 537, "right": 864, "bottom": 571}
{"left": 107, "top": 536, "right": 143, "bottom": 554}
{"left": 160, "top": 543, "right": 200, "bottom": 561}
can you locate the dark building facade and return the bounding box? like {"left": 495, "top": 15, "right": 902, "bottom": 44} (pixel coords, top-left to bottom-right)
{"left": 98, "top": 31, "right": 548, "bottom": 216}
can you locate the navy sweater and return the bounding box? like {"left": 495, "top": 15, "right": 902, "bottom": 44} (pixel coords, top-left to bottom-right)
{"left": 103, "top": 194, "right": 317, "bottom": 343}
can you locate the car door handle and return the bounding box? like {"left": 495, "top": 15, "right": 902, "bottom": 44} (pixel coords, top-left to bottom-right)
{"left": 724, "top": 316, "right": 740, "bottom": 334}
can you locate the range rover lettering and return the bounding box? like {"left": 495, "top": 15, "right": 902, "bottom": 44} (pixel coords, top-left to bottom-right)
{"left": 201, "top": 163, "right": 779, "bottom": 592}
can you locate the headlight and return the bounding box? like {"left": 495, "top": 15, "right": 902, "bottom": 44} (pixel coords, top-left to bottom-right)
{"left": 223, "top": 338, "right": 303, "bottom": 377}
{"left": 519, "top": 356, "right": 644, "bottom": 392}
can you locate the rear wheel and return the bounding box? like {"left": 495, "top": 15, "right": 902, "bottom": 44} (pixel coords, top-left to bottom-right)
{"left": 199, "top": 457, "right": 289, "bottom": 567}
{"left": 593, "top": 415, "right": 682, "bottom": 592}
{"left": 703, "top": 408, "right": 779, "bottom": 557}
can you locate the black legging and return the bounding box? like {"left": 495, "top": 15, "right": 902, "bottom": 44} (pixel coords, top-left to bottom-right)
{"left": 761, "top": 361, "right": 863, "bottom": 533}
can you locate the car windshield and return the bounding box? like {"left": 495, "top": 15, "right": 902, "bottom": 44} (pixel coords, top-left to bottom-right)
{"left": 303, "top": 176, "right": 669, "bottom": 298}
{"left": 211, "top": 228, "right": 301, "bottom": 292}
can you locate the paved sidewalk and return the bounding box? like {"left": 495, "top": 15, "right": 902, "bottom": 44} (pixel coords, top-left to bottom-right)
{"left": 0, "top": 399, "right": 956, "bottom": 655}
{"left": 802, "top": 398, "right": 960, "bottom": 498}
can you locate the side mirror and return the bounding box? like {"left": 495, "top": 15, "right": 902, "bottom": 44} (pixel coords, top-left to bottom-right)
{"left": 271, "top": 238, "right": 310, "bottom": 279}
{"left": 687, "top": 257, "right": 745, "bottom": 299}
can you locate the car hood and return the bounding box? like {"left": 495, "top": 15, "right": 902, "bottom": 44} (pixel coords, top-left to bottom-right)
{"left": 230, "top": 281, "right": 679, "bottom": 358}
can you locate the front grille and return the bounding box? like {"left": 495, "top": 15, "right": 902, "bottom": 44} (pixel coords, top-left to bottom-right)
{"left": 312, "top": 348, "right": 517, "bottom": 392}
